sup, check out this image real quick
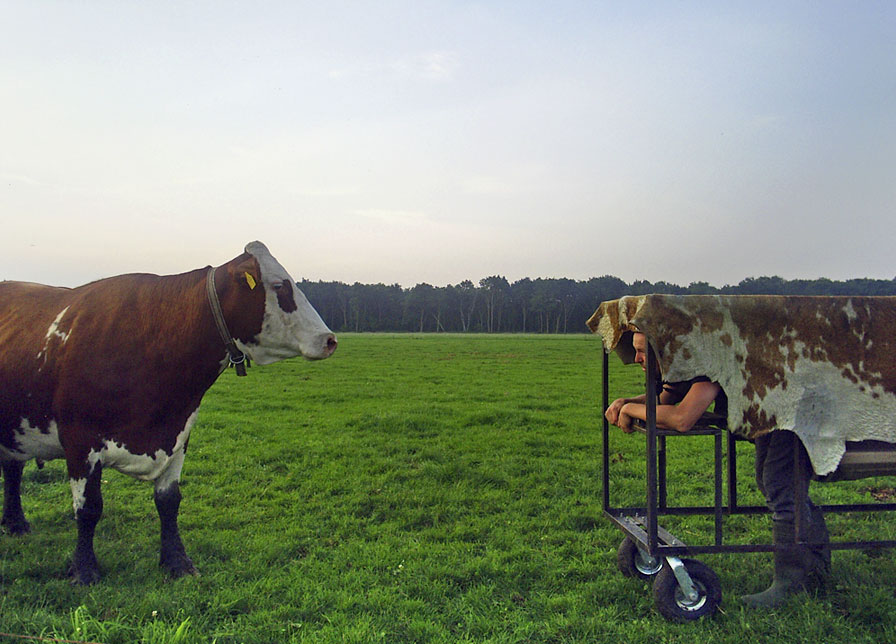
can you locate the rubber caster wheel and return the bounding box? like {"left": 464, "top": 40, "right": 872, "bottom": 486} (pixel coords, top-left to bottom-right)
{"left": 616, "top": 537, "right": 663, "bottom": 581}
{"left": 652, "top": 558, "right": 721, "bottom": 622}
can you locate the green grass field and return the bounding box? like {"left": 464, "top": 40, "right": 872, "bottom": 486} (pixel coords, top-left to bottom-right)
{"left": 2, "top": 334, "right": 896, "bottom": 643}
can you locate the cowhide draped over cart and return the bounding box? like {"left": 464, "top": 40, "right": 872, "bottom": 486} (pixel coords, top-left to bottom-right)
{"left": 587, "top": 295, "right": 896, "bottom": 476}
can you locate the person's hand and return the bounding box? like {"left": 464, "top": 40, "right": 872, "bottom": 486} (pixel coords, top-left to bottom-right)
{"left": 605, "top": 398, "right": 627, "bottom": 426}
{"left": 617, "top": 408, "right": 635, "bottom": 433}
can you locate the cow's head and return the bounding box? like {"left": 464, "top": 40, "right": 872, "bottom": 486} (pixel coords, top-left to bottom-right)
{"left": 224, "top": 241, "right": 337, "bottom": 364}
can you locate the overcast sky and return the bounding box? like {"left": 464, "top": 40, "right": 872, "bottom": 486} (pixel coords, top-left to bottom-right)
{"left": 3, "top": 1, "right": 895, "bottom": 289}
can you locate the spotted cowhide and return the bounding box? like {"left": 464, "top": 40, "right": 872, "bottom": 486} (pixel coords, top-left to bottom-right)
{"left": 587, "top": 295, "right": 896, "bottom": 475}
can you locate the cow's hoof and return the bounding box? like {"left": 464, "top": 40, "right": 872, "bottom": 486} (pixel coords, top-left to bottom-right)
{"left": 166, "top": 561, "right": 199, "bottom": 579}
{"left": 1, "top": 517, "right": 31, "bottom": 535}
{"left": 169, "top": 564, "right": 200, "bottom": 580}
{"left": 68, "top": 561, "right": 101, "bottom": 585}
{"left": 68, "top": 567, "right": 101, "bottom": 585}
{"left": 162, "top": 555, "right": 199, "bottom": 579}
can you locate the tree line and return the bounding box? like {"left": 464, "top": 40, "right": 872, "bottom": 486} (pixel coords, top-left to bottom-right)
{"left": 299, "top": 274, "right": 896, "bottom": 334}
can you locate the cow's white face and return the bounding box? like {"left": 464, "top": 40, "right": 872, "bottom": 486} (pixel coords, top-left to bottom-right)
{"left": 237, "top": 241, "right": 337, "bottom": 364}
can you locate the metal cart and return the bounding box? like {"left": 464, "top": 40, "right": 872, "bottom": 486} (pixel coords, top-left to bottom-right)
{"left": 601, "top": 342, "right": 896, "bottom": 621}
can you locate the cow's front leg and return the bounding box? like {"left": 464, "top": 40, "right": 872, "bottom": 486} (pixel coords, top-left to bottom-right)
{"left": 1, "top": 459, "right": 31, "bottom": 535}
{"left": 68, "top": 461, "right": 103, "bottom": 585}
{"left": 154, "top": 452, "right": 198, "bottom": 578}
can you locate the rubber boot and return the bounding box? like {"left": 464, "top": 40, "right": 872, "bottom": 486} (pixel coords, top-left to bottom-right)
{"left": 740, "top": 520, "right": 808, "bottom": 608}
{"left": 803, "top": 505, "right": 831, "bottom": 589}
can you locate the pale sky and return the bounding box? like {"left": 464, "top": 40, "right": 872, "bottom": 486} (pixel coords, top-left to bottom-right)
{"left": 3, "top": 1, "right": 895, "bottom": 289}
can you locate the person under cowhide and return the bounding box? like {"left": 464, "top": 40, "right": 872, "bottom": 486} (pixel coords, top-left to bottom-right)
{"left": 591, "top": 295, "right": 896, "bottom": 607}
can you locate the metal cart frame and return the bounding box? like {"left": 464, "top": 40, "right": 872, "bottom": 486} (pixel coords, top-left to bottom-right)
{"left": 602, "top": 342, "right": 896, "bottom": 620}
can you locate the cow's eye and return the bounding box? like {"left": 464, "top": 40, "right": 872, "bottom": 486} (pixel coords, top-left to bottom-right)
{"left": 274, "top": 281, "right": 298, "bottom": 312}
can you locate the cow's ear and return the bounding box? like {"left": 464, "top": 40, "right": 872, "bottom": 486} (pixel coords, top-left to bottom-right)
{"left": 233, "top": 257, "right": 261, "bottom": 291}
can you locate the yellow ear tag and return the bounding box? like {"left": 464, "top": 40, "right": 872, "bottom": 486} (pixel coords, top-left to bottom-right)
{"left": 245, "top": 272, "right": 257, "bottom": 290}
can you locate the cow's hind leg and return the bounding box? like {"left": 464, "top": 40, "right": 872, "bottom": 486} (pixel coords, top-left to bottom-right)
{"left": 1, "top": 459, "right": 31, "bottom": 535}
{"left": 68, "top": 461, "right": 103, "bottom": 585}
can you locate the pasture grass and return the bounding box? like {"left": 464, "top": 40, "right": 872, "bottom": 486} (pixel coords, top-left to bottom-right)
{"left": 2, "top": 333, "right": 896, "bottom": 643}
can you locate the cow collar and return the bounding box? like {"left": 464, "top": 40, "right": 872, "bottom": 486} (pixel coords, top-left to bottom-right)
{"left": 205, "top": 267, "right": 249, "bottom": 376}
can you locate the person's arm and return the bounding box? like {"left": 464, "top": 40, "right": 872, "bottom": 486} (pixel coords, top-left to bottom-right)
{"left": 616, "top": 381, "right": 720, "bottom": 433}
{"left": 606, "top": 385, "right": 681, "bottom": 427}
{"left": 605, "top": 394, "right": 647, "bottom": 426}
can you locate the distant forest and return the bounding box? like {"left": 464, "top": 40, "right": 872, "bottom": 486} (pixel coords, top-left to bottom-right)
{"left": 300, "top": 275, "right": 896, "bottom": 334}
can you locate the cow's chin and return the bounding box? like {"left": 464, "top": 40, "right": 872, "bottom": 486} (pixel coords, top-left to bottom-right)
{"left": 241, "top": 344, "right": 329, "bottom": 365}
{"left": 241, "top": 347, "right": 293, "bottom": 366}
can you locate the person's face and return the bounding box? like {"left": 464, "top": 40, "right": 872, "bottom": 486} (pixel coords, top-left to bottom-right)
{"left": 632, "top": 332, "right": 649, "bottom": 372}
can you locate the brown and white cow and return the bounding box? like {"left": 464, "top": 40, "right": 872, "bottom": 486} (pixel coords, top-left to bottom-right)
{"left": 587, "top": 294, "right": 896, "bottom": 476}
{"left": 0, "top": 241, "right": 336, "bottom": 584}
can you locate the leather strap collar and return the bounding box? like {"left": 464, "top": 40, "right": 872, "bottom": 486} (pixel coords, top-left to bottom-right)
{"left": 206, "top": 267, "right": 249, "bottom": 376}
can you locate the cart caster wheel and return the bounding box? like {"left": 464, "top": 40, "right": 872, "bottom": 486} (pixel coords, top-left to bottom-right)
{"left": 617, "top": 537, "right": 663, "bottom": 581}
{"left": 652, "top": 558, "right": 721, "bottom": 622}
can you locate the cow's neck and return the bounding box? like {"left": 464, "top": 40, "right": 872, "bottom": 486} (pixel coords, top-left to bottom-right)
{"left": 206, "top": 267, "right": 248, "bottom": 376}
